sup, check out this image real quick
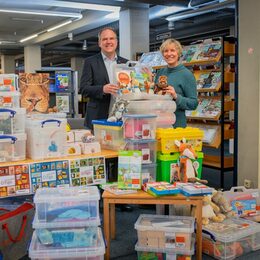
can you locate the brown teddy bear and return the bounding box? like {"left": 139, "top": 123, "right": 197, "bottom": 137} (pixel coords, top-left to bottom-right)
{"left": 155, "top": 75, "right": 168, "bottom": 95}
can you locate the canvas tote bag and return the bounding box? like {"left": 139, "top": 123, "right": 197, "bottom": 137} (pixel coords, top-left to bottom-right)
{"left": 0, "top": 202, "right": 34, "bottom": 260}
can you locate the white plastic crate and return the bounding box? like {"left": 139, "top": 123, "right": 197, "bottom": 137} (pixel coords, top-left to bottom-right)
{"left": 0, "top": 133, "right": 26, "bottom": 162}
{"left": 135, "top": 214, "right": 194, "bottom": 251}
{"left": 29, "top": 228, "right": 105, "bottom": 260}
{"left": 0, "top": 91, "right": 20, "bottom": 108}
{"left": 0, "top": 108, "right": 26, "bottom": 134}
{"left": 33, "top": 186, "right": 100, "bottom": 228}
{"left": 202, "top": 218, "right": 260, "bottom": 259}
{"left": 26, "top": 118, "right": 67, "bottom": 160}
{"left": 141, "top": 163, "right": 157, "bottom": 185}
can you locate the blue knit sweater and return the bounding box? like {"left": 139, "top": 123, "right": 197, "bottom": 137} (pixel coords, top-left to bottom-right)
{"left": 155, "top": 64, "right": 198, "bottom": 128}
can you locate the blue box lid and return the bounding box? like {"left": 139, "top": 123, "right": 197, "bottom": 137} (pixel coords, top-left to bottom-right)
{"left": 92, "top": 119, "right": 123, "bottom": 127}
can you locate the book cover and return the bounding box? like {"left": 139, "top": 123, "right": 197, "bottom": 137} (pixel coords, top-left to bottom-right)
{"left": 118, "top": 150, "right": 142, "bottom": 190}
{"left": 30, "top": 160, "right": 70, "bottom": 192}
{"left": 55, "top": 71, "right": 71, "bottom": 92}
{"left": 70, "top": 156, "right": 106, "bottom": 186}
{"left": 100, "top": 182, "right": 137, "bottom": 195}
{"left": 56, "top": 93, "right": 70, "bottom": 113}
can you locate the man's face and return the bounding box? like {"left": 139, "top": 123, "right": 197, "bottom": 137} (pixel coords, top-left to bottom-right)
{"left": 98, "top": 29, "right": 118, "bottom": 56}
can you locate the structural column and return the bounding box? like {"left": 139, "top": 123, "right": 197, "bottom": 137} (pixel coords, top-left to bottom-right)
{"left": 1, "top": 55, "right": 16, "bottom": 73}
{"left": 24, "top": 45, "right": 41, "bottom": 73}
{"left": 119, "top": 8, "right": 149, "bottom": 60}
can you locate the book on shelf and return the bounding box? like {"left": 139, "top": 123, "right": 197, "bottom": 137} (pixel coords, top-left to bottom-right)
{"left": 196, "top": 71, "right": 221, "bottom": 90}
{"left": 56, "top": 93, "right": 71, "bottom": 113}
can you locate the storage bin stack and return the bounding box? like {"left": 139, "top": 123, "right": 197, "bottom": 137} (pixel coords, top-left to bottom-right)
{"left": 123, "top": 114, "right": 157, "bottom": 185}
{"left": 156, "top": 127, "right": 204, "bottom": 182}
{"left": 134, "top": 214, "right": 195, "bottom": 259}
{"left": 29, "top": 186, "right": 105, "bottom": 260}
{"left": 0, "top": 74, "right": 27, "bottom": 162}
{"left": 25, "top": 115, "right": 67, "bottom": 160}
{"left": 202, "top": 218, "right": 260, "bottom": 260}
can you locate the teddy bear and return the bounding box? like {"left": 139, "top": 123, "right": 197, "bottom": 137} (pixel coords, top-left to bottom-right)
{"left": 202, "top": 195, "right": 226, "bottom": 225}
{"left": 107, "top": 98, "right": 129, "bottom": 122}
{"left": 154, "top": 75, "right": 168, "bottom": 95}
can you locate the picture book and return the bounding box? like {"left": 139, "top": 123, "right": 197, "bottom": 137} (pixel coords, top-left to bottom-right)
{"left": 0, "top": 74, "right": 17, "bottom": 91}
{"left": 70, "top": 156, "right": 106, "bottom": 186}
{"left": 100, "top": 182, "right": 137, "bottom": 195}
{"left": 196, "top": 71, "right": 221, "bottom": 90}
{"left": 0, "top": 164, "right": 31, "bottom": 197}
{"left": 138, "top": 51, "right": 167, "bottom": 68}
{"left": 56, "top": 93, "right": 70, "bottom": 113}
{"left": 30, "top": 160, "right": 70, "bottom": 192}
{"left": 118, "top": 150, "right": 142, "bottom": 190}
{"left": 181, "top": 45, "right": 198, "bottom": 63}
{"left": 55, "top": 71, "right": 71, "bottom": 92}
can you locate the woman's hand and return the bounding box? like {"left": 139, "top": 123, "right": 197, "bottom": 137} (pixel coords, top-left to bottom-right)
{"left": 165, "top": 85, "right": 177, "bottom": 100}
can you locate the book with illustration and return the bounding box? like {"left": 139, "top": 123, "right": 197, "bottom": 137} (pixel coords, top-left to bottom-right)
{"left": 196, "top": 71, "right": 221, "bottom": 91}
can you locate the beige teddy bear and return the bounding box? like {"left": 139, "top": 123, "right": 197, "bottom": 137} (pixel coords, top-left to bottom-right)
{"left": 202, "top": 195, "right": 226, "bottom": 225}
{"left": 212, "top": 190, "right": 234, "bottom": 218}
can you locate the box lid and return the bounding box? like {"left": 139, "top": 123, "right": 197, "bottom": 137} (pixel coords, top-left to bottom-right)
{"left": 92, "top": 119, "right": 123, "bottom": 127}
{"left": 123, "top": 114, "right": 157, "bottom": 119}
{"left": 34, "top": 186, "right": 100, "bottom": 203}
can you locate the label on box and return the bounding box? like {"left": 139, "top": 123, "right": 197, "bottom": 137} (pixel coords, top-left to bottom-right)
{"left": 141, "top": 148, "right": 150, "bottom": 163}
{"left": 231, "top": 199, "right": 256, "bottom": 217}
{"left": 70, "top": 156, "right": 106, "bottom": 186}
{"left": 142, "top": 124, "right": 151, "bottom": 139}
{"left": 165, "top": 232, "right": 176, "bottom": 248}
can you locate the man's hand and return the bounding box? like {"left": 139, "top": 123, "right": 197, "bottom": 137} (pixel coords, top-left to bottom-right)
{"left": 103, "top": 83, "right": 119, "bottom": 95}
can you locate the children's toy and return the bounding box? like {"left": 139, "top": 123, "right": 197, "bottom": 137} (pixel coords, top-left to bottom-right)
{"left": 212, "top": 190, "right": 234, "bottom": 218}
{"left": 202, "top": 195, "right": 226, "bottom": 225}
{"left": 175, "top": 138, "right": 208, "bottom": 184}
{"left": 107, "top": 98, "right": 129, "bottom": 122}
{"left": 155, "top": 75, "right": 168, "bottom": 95}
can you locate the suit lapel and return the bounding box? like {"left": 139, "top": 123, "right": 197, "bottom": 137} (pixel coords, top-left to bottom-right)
{"left": 97, "top": 53, "right": 109, "bottom": 83}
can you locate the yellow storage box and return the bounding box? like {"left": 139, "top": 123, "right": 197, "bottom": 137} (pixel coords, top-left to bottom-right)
{"left": 156, "top": 127, "right": 204, "bottom": 154}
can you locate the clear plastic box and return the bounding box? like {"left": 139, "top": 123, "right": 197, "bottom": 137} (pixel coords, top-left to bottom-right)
{"left": 92, "top": 120, "right": 124, "bottom": 151}
{"left": 141, "top": 163, "right": 157, "bottom": 185}
{"left": 0, "top": 133, "right": 26, "bottom": 162}
{"left": 124, "top": 139, "right": 157, "bottom": 164}
{"left": 135, "top": 214, "right": 194, "bottom": 251}
{"left": 123, "top": 114, "right": 157, "bottom": 140}
{"left": 29, "top": 228, "right": 105, "bottom": 260}
{"left": 33, "top": 186, "right": 100, "bottom": 228}
{"left": 26, "top": 118, "right": 67, "bottom": 160}
{"left": 0, "top": 91, "right": 20, "bottom": 108}
{"left": 0, "top": 108, "right": 26, "bottom": 134}
{"left": 135, "top": 238, "right": 195, "bottom": 259}
{"left": 202, "top": 218, "right": 260, "bottom": 259}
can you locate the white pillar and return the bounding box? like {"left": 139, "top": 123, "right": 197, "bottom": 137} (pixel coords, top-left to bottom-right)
{"left": 1, "top": 55, "right": 16, "bottom": 73}
{"left": 24, "top": 45, "right": 41, "bottom": 73}
{"left": 119, "top": 8, "right": 149, "bottom": 60}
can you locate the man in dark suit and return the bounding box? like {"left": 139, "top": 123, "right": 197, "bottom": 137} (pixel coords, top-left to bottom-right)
{"left": 80, "top": 27, "right": 128, "bottom": 130}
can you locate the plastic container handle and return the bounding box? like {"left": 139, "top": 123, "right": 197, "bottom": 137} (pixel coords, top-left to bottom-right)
{"left": 0, "top": 108, "right": 16, "bottom": 118}
{"left": 0, "top": 135, "right": 17, "bottom": 144}
{"left": 202, "top": 229, "right": 216, "bottom": 242}
{"left": 41, "top": 119, "right": 61, "bottom": 128}
{"left": 230, "top": 186, "right": 248, "bottom": 192}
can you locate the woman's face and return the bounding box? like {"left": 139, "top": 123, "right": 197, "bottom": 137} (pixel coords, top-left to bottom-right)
{"left": 162, "top": 43, "right": 179, "bottom": 67}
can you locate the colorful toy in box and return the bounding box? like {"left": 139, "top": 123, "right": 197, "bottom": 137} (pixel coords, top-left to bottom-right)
{"left": 123, "top": 114, "right": 157, "bottom": 140}
{"left": 156, "top": 127, "right": 204, "bottom": 154}
{"left": 146, "top": 182, "right": 180, "bottom": 197}
{"left": 176, "top": 182, "right": 213, "bottom": 196}
{"left": 137, "top": 251, "right": 191, "bottom": 260}
{"left": 175, "top": 138, "right": 208, "bottom": 184}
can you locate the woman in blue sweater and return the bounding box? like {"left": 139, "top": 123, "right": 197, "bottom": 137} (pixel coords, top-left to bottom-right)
{"left": 154, "top": 38, "right": 198, "bottom": 128}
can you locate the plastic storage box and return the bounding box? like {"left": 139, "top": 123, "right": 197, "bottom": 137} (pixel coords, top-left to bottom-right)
{"left": 156, "top": 127, "right": 204, "bottom": 154}
{"left": 26, "top": 118, "right": 67, "bottom": 160}
{"left": 0, "top": 108, "right": 26, "bottom": 134}
{"left": 124, "top": 139, "right": 157, "bottom": 164}
{"left": 33, "top": 186, "right": 100, "bottom": 228}
{"left": 123, "top": 114, "right": 157, "bottom": 140}
{"left": 157, "top": 151, "right": 204, "bottom": 182}
{"left": 0, "top": 91, "right": 20, "bottom": 108}
{"left": 141, "top": 163, "right": 157, "bottom": 185}
{"left": 0, "top": 133, "right": 26, "bottom": 162}
{"left": 135, "top": 239, "right": 195, "bottom": 259}
{"left": 202, "top": 218, "right": 260, "bottom": 260}
{"left": 0, "top": 74, "right": 18, "bottom": 91}
{"left": 29, "top": 228, "right": 105, "bottom": 260}
{"left": 135, "top": 214, "right": 194, "bottom": 251}
{"left": 92, "top": 120, "right": 124, "bottom": 151}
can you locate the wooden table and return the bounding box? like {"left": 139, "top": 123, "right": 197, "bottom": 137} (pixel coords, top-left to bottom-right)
{"left": 102, "top": 190, "right": 203, "bottom": 260}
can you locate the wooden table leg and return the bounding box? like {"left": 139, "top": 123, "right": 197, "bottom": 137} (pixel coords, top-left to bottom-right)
{"left": 103, "top": 199, "right": 110, "bottom": 260}
{"left": 110, "top": 204, "right": 116, "bottom": 239}
{"left": 194, "top": 200, "right": 203, "bottom": 260}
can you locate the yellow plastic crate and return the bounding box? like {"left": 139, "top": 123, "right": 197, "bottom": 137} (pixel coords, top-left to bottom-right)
{"left": 156, "top": 127, "right": 204, "bottom": 154}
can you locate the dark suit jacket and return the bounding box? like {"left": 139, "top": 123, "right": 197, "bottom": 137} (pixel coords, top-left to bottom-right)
{"left": 79, "top": 52, "right": 128, "bottom": 130}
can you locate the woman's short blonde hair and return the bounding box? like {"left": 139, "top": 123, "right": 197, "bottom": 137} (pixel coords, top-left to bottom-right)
{"left": 160, "top": 38, "right": 183, "bottom": 57}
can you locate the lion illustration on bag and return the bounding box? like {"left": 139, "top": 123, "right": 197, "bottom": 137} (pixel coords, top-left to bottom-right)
{"left": 19, "top": 73, "right": 50, "bottom": 113}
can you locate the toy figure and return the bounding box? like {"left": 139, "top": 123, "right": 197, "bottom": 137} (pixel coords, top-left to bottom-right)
{"left": 154, "top": 75, "right": 168, "bottom": 95}
{"left": 175, "top": 138, "right": 208, "bottom": 184}
{"left": 107, "top": 98, "right": 129, "bottom": 122}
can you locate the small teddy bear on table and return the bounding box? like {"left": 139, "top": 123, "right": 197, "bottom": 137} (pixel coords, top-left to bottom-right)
{"left": 107, "top": 98, "right": 129, "bottom": 122}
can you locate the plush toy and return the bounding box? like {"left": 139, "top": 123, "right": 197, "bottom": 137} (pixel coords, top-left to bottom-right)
{"left": 154, "top": 75, "right": 168, "bottom": 95}
{"left": 107, "top": 98, "right": 129, "bottom": 122}
{"left": 202, "top": 195, "right": 226, "bottom": 225}
{"left": 175, "top": 138, "right": 208, "bottom": 184}
{"left": 212, "top": 190, "right": 234, "bottom": 218}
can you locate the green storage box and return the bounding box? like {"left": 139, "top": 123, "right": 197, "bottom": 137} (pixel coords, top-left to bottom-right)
{"left": 157, "top": 152, "right": 204, "bottom": 182}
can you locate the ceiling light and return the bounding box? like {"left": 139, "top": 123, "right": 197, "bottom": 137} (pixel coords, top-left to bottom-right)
{"left": 0, "top": 8, "right": 82, "bottom": 18}
{"left": 68, "top": 33, "right": 73, "bottom": 41}
{"left": 82, "top": 40, "right": 87, "bottom": 50}
{"left": 47, "top": 20, "right": 72, "bottom": 32}
{"left": 20, "top": 34, "right": 38, "bottom": 43}
{"left": 168, "top": 21, "right": 175, "bottom": 30}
